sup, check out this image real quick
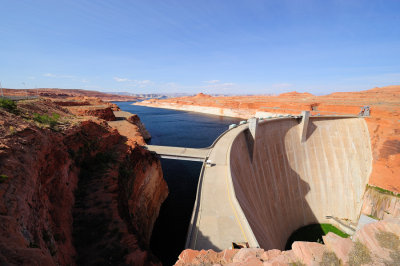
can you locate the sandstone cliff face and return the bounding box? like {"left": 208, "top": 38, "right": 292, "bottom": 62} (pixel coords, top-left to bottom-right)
{"left": 68, "top": 106, "right": 117, "bottom": 121}
{"left": 127, "top": 114, "right": 152, "bottom": 140}
{"left": 107, "top": 111, "right": 151, "bottom": 147}
{"left": 51, "top": 96, "right": 121, "bottom": 121}
{"left": 0, "top": 108, "right": 78, "bottom": 265}
{"left": 361, "top": 186, "right": 400, "bottom": 220}
{"left": 0, "top": 99, "right": 168, "bottom": 265}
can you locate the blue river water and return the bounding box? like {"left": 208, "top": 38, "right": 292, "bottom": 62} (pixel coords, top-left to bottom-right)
{"left": 115, "top": 102, "right": 241, "bottom": 265}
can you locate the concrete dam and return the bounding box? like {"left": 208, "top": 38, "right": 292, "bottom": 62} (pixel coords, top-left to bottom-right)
{"left": 149, "top": 114, "right": 373, "bottom": 251}
{"left": 229, "top": 115, "right": 372, "bottom": 250}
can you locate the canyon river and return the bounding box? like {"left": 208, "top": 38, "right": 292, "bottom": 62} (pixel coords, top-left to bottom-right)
{"left": 115, "top": 102, "right": 241, "bottom": 265}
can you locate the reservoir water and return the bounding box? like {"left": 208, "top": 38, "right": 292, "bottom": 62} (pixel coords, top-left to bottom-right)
{"left": 115, "top": 102, "right": 241, "bottom": 265}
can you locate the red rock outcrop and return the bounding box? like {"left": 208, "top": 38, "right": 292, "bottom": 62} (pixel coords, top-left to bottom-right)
{"left": 175, "top": 218, "right": 400, "bottom": 265}
{"left": 55, "top": 97, "right": 122, "bottom": 121}
{"left": 53, "top": 100, "right": 91, "bottom": 106}
{"left": 361, "top": 186, "right": 400, "bottom": 220}
{"left": 127, "top": 114, "right": 152, "bottom": 140}
{"left": 69, "top": 106, "right": 117, "bottom": 121}
{"left": 0, "top": 99, "right": 168, "bottom": 265}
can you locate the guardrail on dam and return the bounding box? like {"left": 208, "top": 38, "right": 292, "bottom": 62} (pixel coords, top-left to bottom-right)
{"left": 185, "top": 114, "right": 372, "bottom": 251}
{"left": 145, "top": 145, "right": 210, "bottom": 162}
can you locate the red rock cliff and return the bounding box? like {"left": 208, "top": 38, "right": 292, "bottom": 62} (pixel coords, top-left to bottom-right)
{"left": 0, "top": 99, "right": 168, "bottom": 265}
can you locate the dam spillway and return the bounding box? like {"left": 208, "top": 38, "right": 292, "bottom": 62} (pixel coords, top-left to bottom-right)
{"left": 186, "top": 115, "right": 372, "bottom": 251}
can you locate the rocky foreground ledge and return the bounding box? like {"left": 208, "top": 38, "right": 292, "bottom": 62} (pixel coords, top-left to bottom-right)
{"left": 0, "top": 97, "right": 167, "bottom": 265}
{"left": 175, "top": 218, "right": 400, "bottom": 265}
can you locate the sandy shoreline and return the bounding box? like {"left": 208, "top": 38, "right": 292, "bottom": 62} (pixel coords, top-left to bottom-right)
{"left": 133, "top": 101, "right": 289, "bottom": 119}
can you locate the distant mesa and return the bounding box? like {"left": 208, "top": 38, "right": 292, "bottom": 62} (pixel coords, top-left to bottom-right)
{"left": 194, "top": 92, "right": 211, "bottom": 98}
{"left": 278, "top": 91, "right": 314, "bottom": 97}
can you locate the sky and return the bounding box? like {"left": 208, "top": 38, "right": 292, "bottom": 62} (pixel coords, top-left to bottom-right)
{"left": 1, "top": 0, "right": 399, "bottom": 95}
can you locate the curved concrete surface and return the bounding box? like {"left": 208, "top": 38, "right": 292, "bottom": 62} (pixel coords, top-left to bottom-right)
{"left": 185, "top": 125, "right": 259, "bottom": 251}
{"left": 186, "top": 116, "right": 372, "bottom": 251}
{"left": 230, "top": 117, "right": 372, "bottom": 250}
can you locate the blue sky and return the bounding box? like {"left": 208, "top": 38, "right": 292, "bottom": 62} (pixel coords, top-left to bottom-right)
{"left": 1, "top": 0, "right": 399, "bottom": 95}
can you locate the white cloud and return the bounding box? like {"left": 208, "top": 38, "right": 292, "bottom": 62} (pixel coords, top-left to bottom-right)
{"left": 113, "top": 77, "right": 154, "bottom": 88}
{"left": 205, "top": 82, "right": 235, "bottom": 88}
{"left": 137, "top": 80, "right": 151, "bottom": 85}
{"left": 203, "top": 80, "right": 220, "bottom": 84}
{"left": 221, "top": 82, "right": 235, "bottom": 86}
{"left": 114, "top": 77, "right": 130, "bottom": 82}
{"left": 43, "top": 73, "right": 74, "bottom": 79}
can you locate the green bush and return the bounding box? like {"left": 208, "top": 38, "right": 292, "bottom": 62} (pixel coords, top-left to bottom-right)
{"left": 0, "top": 174, "right": 8, "bottom": 183}
{"left": 367, "top": 184, "right": 400, "bottom": 198}
{"left": 33, "top": 113, "right": 60, "bottom": 128}
{"left": 0, "top": 98, "right": 17, "bottom": 113}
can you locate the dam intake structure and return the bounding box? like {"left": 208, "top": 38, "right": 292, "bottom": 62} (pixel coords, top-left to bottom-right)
{"left": 149, "top": 113, "right": 373, "bottom": 252}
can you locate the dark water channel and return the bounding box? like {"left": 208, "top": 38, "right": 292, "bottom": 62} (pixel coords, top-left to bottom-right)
{"left": 115, "top": 102, "right": 241, "bottom": 265}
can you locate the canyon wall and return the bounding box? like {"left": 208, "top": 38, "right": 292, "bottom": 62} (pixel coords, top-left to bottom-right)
{"left": 361, "top": 186, "right": 400, "bottom": 220}
{"left": 0, "top": 99, "right": 167, "bottom": 265}
{"left": 229, "top": 117, "right": 372, "bottom": 250}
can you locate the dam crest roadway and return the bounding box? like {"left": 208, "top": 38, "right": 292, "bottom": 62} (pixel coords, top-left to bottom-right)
{"left": 145, "top": 112, "right": 372, "bottom": 252}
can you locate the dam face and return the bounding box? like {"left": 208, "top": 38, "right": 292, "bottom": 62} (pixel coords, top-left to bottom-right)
{"left": 229, "top": 117, "right": 372, "bottom": 250}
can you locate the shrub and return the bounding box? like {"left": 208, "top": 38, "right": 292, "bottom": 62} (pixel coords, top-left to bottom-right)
{"left": 375, "top": 230, "right": 400, "bottom": 250}
{"left": 33, "top": 113, "right": 60, "bottom": 128}
{"left": 8, "top": 126, "right": 16, "bottom": 135}
{"left": 367, "top": 184, "right": 400, "bottom": 198}
{"left": 348, "top": 241, "right": 372, "bottom": 266}
{"left": 320, "top": 251, "right": 340, "bottom": 266}
{"left": 0, "top": 98, "right": 17, "bottom": 113}
{"left": 376, "top": 230, "right": 400, "bottom": 265}
{"left": 0, "top": 174, "right": 8, "bottom": 183}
